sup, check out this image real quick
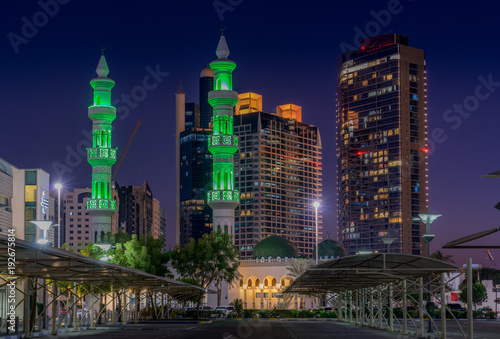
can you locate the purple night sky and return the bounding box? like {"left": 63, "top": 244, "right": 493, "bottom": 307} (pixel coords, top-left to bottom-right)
{"left": 2, "top": 0, "right": 500, "bottom": 267}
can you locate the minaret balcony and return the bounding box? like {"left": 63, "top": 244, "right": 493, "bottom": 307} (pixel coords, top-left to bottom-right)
{"left": 208, "top": 189, "right": 239, "bottom": 206}
{"left": 86, "top": 198, "right": 116, "bottom": 214}
{"left": 208, "top": 90, "right": 238, "bottom": 107}
{"left": 208, "top": 135, "right": 238, "bottom": 154}
{"left": 87, "top": 147, "right": 117, "bottom": 165}
{"left": 88, "top": 105, "right": 116, "bottom": 122}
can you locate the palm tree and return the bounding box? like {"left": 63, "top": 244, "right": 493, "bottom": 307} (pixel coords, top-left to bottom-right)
{"left": 286, "top": 258, "right": 314, "bottom": 278}
{"left": 286, "top": 259, "right": 314, "bottom": 309}
{"left": 431, "top": 250, "right": 455, "bottom": 264}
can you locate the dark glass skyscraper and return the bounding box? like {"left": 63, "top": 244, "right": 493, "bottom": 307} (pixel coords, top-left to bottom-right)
{"left": 200, "top": 68, "right": 214, "bottom": 129}
{"left": 178, "top": 67, "right": 214, "bottom": 246}
{"left": 337, "top": 34, "right": 428, "bottom": 255}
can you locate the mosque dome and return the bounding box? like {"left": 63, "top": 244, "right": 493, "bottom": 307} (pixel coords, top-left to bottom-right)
{"left": 312, "top": 239, "right": 345, "bottom": 260}
{"left": 200, "top": 67, "right": 214, "bottom": 78}
{"left": 253, "top": 235, "right": 298, "bottom": 259}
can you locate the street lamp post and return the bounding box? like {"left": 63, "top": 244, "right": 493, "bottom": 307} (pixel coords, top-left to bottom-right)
{"left": 54, "top": 183, "right": 62, "bottom": 248}
{"left": 381, "top": 236, "right": 396, "bottom": 253}
{"left": 313, "top": 201, "right": 320, "bottom": 265}
{"left": 415, "top": 212, "right": 442, "bottom": 333}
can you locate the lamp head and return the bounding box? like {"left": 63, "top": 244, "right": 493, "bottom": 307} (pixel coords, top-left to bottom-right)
{"left": 55, "top": 183, "right": 63, "bottom": 190}
{"left": 313, "top": 201, "right": 320, "bottom": 209}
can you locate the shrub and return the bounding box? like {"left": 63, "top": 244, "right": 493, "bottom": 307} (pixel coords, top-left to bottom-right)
{"left": 243, "top": 309, "right": 258, "bottom": 318}
{"left": 298, "top": 310, "right": 314, "bottom": 318}
{"left": 230, "top": 299, "right": 244, "bottom": 318}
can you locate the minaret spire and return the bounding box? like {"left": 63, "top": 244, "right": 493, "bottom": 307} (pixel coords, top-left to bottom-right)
{"left": 207, "top": 32, "right": 239, "bottom": 237}
{"left": 215, "top": 33, "right": 230, "bottom": 60}
{"left": 86, "top": 53, "right": 117, "bottom": 243}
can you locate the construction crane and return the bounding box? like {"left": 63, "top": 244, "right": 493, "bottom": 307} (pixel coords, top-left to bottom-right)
{"left": 486, "top": 249, "right": 497, "bottom": 267}
{"left": 112, "top": 120, "right": 142, "bottom": 181}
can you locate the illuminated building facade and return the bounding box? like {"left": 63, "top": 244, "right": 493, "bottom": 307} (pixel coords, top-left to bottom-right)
{"left": 337, "top": 34, "right": 428, "bottom": 255}
{"left": 233, "top": 94, "right": 323, "bottom": 258}
{"left": 0, "top": 158, "right": 52, "bottom": 242}
{"left": 86, "top": 55, "right": 118, "bottom": 242}
{"left": 206, "top": 33, "right": 240, "bottom": 234}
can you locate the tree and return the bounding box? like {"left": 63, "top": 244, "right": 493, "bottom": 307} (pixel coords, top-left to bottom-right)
{"left": 430, "top": 250, "right": 455, "bottom": 264}
{"left": 459, "top": 282, "right": 488, "bottom": 310}
{"left": 286, "top": 258, "right": 314, "bottom": 278}
{"left": 286, "top": 259, "right": 314, "bottom": 309}
{"left": 170, "top": 230, "right": 240, "bottom": 319}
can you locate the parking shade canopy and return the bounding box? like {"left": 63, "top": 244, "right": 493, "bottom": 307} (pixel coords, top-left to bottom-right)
{"left": 0, "top": 234, "right": 205, "bottom": 298}
{"left": 284, "top": 253, "right": 459, "bottom": 294}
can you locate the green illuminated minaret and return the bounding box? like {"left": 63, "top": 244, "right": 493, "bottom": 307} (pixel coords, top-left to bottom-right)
{"left": 86, "top": 54, "right": 117, "bottom": 242}
{"left": 207, "top": 33, "right": 239, "bottom": 235}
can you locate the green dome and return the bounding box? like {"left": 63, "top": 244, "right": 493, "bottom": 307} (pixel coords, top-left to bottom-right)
{"left": 313, "top": 239, "right": 345, "bottom": 260}
{"left": 253, "top": 235, "right": 298, "bottom": 259}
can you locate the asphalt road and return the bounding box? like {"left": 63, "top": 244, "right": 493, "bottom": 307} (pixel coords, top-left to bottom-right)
{"left": 34, "top": 319, "right": 500, "bottom": 339}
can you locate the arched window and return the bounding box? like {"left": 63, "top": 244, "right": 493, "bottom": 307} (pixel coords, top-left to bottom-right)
{"left": 216, "top": 78, "right": 221, "bottom": 90}
{"left": 248, "top": 279, "right": 252, "bottom": 287}
{"left": 281, "top": 279, "right": 285, "bottom": 287}
{"left": 229, "top": 116, "right": 233, "bottom": 133}
{"left": 216, "top": 171, "right": 221, "bottom": 190}
{"left": 101, "top": 231, "right": 105, "bottom": 242}
{"left": 223, "top": 116, "right": 228, "bottom": 134}
{"left": 224, "top": 225, "right": 228, "bottom": 234}
{"left": 271, "top": 278, "right": 276, "bottom": 287}
{"left": 224, "top": 172, "right": 228, "bottom": 190}
{"left": 255, "top": 279, "right": 260, "bottom": 287}
{"left": 101, "top": 130, "right": 106, "bottom": 147}
{"left": 264, "top": 279, "right": 268, "bottom": 287}
{"left": 96, "top": 96, "right": 101, "bottom": 106}
{"left": 240, "top": 279, "right": 243, "bottom": 287}
{"left": 94, "top": 231, "right": 97, "bottom": 242}
{"left": 100, "top": 182, "right": 106, "bottom": 199}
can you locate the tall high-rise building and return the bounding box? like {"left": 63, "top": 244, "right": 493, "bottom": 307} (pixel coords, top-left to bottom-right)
{"left": 86, "top": 54, "right": 118, "bottom": 242}
{"left": 116, "top": 181, "right": 160, "bottom": 239}
{"left": 177, "top": 68, "right": 215, "bottom": 246}
{"left": 233, "top": 94, "right": 323, "bottom": 258}
{"left": 200, "top": 67, "right": 214, "bottom": 129}
{"left": 207, "top": 33, "right": 240, "bottom": 235}
{"left": 336, "top": 34, "right": 428, "bottom": 255}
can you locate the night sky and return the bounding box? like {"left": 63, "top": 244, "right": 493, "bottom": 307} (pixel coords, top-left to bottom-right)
{"left": 2, "top": 0, "right": 500, "bottom": 267}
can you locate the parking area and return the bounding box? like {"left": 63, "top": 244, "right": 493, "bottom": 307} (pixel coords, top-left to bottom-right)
{"left": 28, "top": 319, "right": 500, "bottom": 339}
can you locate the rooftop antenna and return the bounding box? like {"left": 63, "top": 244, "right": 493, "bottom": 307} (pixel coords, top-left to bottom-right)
{"left": 100, "top": 46, "right": 105, "bottom": 55}
{"left": 220, "top": 25, "right": 225, "bottom": 35}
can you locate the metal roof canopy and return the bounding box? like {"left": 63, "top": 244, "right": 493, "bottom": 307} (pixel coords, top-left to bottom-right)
{"left": 442, "top": 226, "right": 500, "bottom": 249}
{"left": 0, "top": 234, "right": 204, "bottom": 297}
{"left": 284, "top": 253, "right": 459, "bottom": 294}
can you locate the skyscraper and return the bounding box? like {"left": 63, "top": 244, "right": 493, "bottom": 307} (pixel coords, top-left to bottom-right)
{"left": 207, "top": 33, "right": 240, "bottom": 235}
{"left": 86, "top": 54, "right": 118, "bottom": 242}
{"left": 116, "top": 181, "right": 161, "bottom": 240}
{"left": 233, "top": 94, "right": 323, "bottom": 258}
{"left": 176, "top": 68, "right": 214, "bottom": 246}
{"left": 336, "top": 34, "right": 428, "bottom": 255}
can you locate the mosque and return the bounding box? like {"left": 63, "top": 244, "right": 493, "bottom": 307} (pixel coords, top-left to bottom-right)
{"left": 225, "top": 235, "right": 346, "bottom": 310}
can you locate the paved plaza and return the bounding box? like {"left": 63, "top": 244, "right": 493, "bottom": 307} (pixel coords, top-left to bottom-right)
{"left": 26, "top": 319, "right": 500, "bottom": 339}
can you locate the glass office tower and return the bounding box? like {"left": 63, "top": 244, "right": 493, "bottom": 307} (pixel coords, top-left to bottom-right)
{"left": 337, "top": 34, "right": 428, "bottom": 255}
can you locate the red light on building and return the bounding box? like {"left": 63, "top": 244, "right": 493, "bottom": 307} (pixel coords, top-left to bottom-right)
{"left": 356, "top": 151, "right": 368, "bottom": 156}
{"left": 419, "top": 147, "right": 429, "bottom": 153}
